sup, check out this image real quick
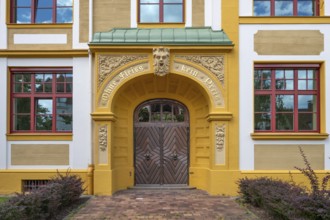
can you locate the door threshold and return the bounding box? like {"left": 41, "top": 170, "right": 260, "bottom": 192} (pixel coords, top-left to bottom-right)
{"left": 128, "top": 184, "right": 196, "bottom": 190}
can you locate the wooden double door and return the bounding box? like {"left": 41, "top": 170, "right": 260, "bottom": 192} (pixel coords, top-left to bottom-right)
{"left": 134, "top": 100, "right": 189, "bottom": 185}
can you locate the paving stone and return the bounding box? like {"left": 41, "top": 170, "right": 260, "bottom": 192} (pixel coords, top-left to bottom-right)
{"left": 71, "top": 189, "right": 258, "bottom": 220}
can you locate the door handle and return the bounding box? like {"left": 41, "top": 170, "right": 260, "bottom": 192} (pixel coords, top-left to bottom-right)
{"left": 171, "top": 153, "right": 178, "bottom": 161}
{"left": 144, "top": 153, "right": 151, "bottom": 161}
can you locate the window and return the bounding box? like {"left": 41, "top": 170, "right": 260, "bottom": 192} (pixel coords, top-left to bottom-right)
{"left": 11, "top": 68, "right": 72, "bottom": 133}
{"left": 254, "top": 0, "right": 319, "bottom": 16}
{"left": 11, "top": 0, "right": 73, "bottom": 24}
{"left": 254, "top": 64, "right": 320, "bottom": 132}
{"left": 139, "top": 0, "right": 184, "bottom": 23}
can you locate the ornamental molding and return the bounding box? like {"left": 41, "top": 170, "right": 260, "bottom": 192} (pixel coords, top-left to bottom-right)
{"left": 215, "top": 124, "right": 226, "bottom": 152}
{"left": 153, "top": 47, "right": 170, "bottom": 76}
{"left": 98, "top": 55, "right": 147, "bottom": 88}
{"left": 176, "top": 55, "right": 225, "bottom": 86}
{"left": 98, "top": 125, "right": 107, "bottom": 152}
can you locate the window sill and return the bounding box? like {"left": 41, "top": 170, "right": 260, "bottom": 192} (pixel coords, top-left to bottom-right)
{"left": 6, "top": 133, "right": 73, "bottom": 141}
{"left": 239, "top": 16, "right": 330, "bottom": 24}
{"left": 251, "top": 133, "right": 329, "bottom": 140}
{"left": 138, "top": 23, "right": 185, "bottom": 28}
{"left": 7, "top": 23, "right": 73, "bottom": 29}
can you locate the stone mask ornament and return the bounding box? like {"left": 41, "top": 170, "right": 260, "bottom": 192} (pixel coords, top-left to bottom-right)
{"left": 153, "top": 47, "right": 170, "bottom": 76}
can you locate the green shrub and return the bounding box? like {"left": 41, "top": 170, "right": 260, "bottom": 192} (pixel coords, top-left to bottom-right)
{"left": 0, "top": 171, "right": 84, "bottom": 220}
{"left": 238, "top": 146, "right": 330, "bottom": 220}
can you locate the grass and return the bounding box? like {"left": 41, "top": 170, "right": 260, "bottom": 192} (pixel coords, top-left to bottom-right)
{"left": 0, "top": 197, "right": 9, "bottom": 203}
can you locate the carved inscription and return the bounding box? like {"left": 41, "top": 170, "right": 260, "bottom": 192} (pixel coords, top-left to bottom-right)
{"left": 99, "top": 63, "right": 149, "bottom": 107}
{"left": 176, "top": 55, "right": 225, "bottom": 86}
{"left": 98, "top": 55, "right": 147, "bottom": 88}
{"left": 99, "top": 126, "right": 107, "bottom": 152}
{"left": 215, "top": 124, "right": 225, "bottom": 152}
{"left": 174, "top": 62, "right": 224, "bottom": 107}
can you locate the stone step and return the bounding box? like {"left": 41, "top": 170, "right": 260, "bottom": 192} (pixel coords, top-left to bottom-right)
{"left": 128, "top": 184, "right": 196, "bottom": 190}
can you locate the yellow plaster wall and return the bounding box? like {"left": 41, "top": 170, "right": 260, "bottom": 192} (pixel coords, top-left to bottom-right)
{"left": 192, "top": 0, "right": 204, "bottom": 27}
{"left": 93, "top": 0, "right": 130, "bottom": 33}
{"left": 79, "top": 0, "right": 90, "bottom": 43}
{"left": 0, "top": 170, "right": 89, "bottom": 195}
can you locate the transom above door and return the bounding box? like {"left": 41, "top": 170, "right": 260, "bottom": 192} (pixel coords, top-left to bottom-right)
{"left": 134, "top": 99, "right": 189, "bottom": 185}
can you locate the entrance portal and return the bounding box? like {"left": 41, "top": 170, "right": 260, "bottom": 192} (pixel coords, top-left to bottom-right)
{"left": 134, "top": 99, "right": 189, "bottom": 185}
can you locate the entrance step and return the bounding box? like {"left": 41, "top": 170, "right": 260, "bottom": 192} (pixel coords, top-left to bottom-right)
{"left": 128, "top": 184, "right": 196, "bottom": 190}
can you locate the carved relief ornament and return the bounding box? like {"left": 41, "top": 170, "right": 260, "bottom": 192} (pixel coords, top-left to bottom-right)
{"left": 215, "top": 124, "right": 226, "bottom": 152}
{"left": 153, "top": 47, "right": 170, "bottom": 76}
{"left": 176, "top": 55, "right": 225, "bottom": 86}
{"left": 98, "top": 126, "right": 108, "bottom": 152}
{"left": 98, "top": 55, "right": 147, "bottom": 88}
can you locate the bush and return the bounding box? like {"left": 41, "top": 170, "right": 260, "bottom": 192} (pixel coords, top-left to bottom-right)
{"left": 0, "top": 171, "right": 84, "bottom": 220}
{"left": 238, "top": 146, "right": 330, "bottom": 220}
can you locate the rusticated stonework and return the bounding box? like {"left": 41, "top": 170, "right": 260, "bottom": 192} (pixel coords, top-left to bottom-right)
{"left": 98, "top": 126, "right": 107, "bottom": 152}
{"left": 98, "top": 55, "right": 147, "bottom": 88}
{"left": 176, "top": 55, "right": 225, "bottom": 86}
{"left": 153, "top": 47, "right": 170, "bottom": 76}
{"left": 215, "top": 124, "right": 226, "bottom": 152}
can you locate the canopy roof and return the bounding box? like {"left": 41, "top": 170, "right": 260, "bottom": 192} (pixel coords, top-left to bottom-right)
{"left": 90, "top": 27, "right": 233, "bottom": 46}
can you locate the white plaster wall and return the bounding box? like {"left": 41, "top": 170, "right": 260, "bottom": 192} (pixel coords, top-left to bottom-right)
{"left": 0, "top": 58, "right": 8, "bottom": 169}
{"left": 239, "top": 24, "right": 330, "bottom": 170}
{"left": 0, "top": 0, "right": 7, "bottom": 49}
{"left": 72, "top": 57, "right": 92, "bottom": 168}
{"left": 205, "top": 0, "right": 221, "bottom": 30}
{"left": 325, "top": 0, "right": 330, "bottom": 15}
{"left": 73, "top": 0, "right": 88, "bottom": 49}
{"left": 8, "top": 58, "right": 73, "bottom": 67}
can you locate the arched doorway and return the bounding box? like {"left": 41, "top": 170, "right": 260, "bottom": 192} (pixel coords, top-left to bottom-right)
{"left": 134, "top": 99, "right": 189, "bottom": 185}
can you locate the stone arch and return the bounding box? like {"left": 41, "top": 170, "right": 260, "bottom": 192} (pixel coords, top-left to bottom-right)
{"left": 110, "top": 73, "right": 212, "bottom": 191}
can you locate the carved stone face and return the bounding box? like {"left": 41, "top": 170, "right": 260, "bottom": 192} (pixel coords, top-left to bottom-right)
{"left": 153, "top": 47, "right": 170, "bottom": 76}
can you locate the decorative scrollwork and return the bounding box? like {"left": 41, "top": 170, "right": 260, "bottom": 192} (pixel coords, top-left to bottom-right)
{"left": 98, "top": 55, "right": 147, "bottom": 88}
{"left": 176, "top": 55, "right": 225, "bottom": 86}
{"left": 98, "top": 126, "right": 107, "bottom": 152}
{"left": 215, "top": 124, "right": 226, "bottom": 152}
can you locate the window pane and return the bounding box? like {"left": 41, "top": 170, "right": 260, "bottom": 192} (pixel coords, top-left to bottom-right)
{"left": 164, "top": 5, "right": 183, "bottom": 22}
{"left": 276, "top": 95, "right": 293, "bottom": 112}
{"left": 298, "top": 0, "right": 314, "bottom": 16}
{"left": 298, "top": 70, "right": 306, "bottom": 79}
{"left": 37, "top": 0, "right": 53, "bottom": 7}
{"left": 66, "top": 74, "right": 73, "bottom": 82}
{"left": 298, "top": 113, "right": 317, "bottom": 130}
{"left": 35, "top": 74, "right": 43, "bottom": 82}
{"left": 140, "top": 5, "right": 160, "bottom": 22}
{"left": 23, "top": 74, "right": 31, "bottom": 82}
{"left": 56, "top": 74, "right": 65, "bottom": 82}
{"left": 14, "top": 115, "right": 31, "bottom": 130}
{"left": 255, "top": 95, "right": 271, "bottom": 112}
{"left": 14, "top": 84, "right": 22, "bottom": 93}
{"left": 255, "top": 113, "right": 271, "bottom": 130}
{"left": 16, "top": 0, "right": 31, "bottom": 6}
{"left": 298, "top": 80, "right": 306, "bottom": 90}
{"left": 15, "top": 98, "right": 30, "bottom": 113}
{"left": 66, "top": 84, "right": 72, "bottom": 92}
{"left": 56, "top": 98, "right": 72, "bottom": 131}
{"left": 164, "top": 0, "right": 182, "bottom": 3}
{"left": 14, "top": 74, "right": 23, "bottom": 82}
{"left": 35, "top": 84, "right": 43, "bottom": 92}
{"left": 36, "top": 99, "right": 52, "bottom": 114}
{"left": 254, "top": 1, "right": 271, "bottom": 16}
{"left": 23, "top": 83, "right": 31, "bottom": 93}
{"left": 35, "top": 9, "right": 53, "bottom": 23}
{"left": 275, "top": 0, "right": 293, "bottom": 16}
{"left": 44, "top": 74, "right": 52, "bottom": 82}
{"left": 45, "top": 83, "right": 52, "bottom": 92}
{"left": 57, "top": 84, "right": 64, "bottom": 92}
{"left": 307, "top": 70, "right": 315, "bottom": 79}
{"left": 57, "top": 0, "right": 73, "bottom": 6}
{"left": 298, "top": 95, "right": 316, "bottom": 112}
{"left": 56, "top": 8, "right": 73, "bottom": 23}
{"left": 138, "top": 106, "right": 150, "bottom": 122}
{"left": 276, "top": 113, "right": 293, "bottom": 130}
{"left": 36, "top": 115, "right": 53, "bottom": 130}
{"left": 173, "top": 106, "right": 184, "bottom": 122}
{"left": 162, "top": 104, "right": 172, "bottom": 122}
{"left": 275, "top": 70, "right": 284, "bottom": 79}
{"left": 151, "top": 104, "right": 161, "bottom": 122}
{"left": 16, "top": 8, "right": 31, "bottom": 23}
{"left": 286, "top": 70, "right": 294, "bottom": 79}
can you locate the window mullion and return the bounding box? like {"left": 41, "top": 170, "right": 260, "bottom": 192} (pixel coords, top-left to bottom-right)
{"left": 32, "top": 0, "right": 36, "bottom": 23}
{"left": 31, "top": 73, "right": 36, "bottom": 132}
{"left": 294, "top": 70, "right": 298, "bottom": 132}
{"left": 271, "top": 69, "right": 276, "bottom": 131}
{"left": 271, "top": 0, "right": 275, "bottom": 16}
{"left": 160, "top": 0, "right": 164, "bottom": 23}
{"left": 53, "top": 0, "right": 56, "bottom": 23}
{"left": 293, "top": 0, "right": 298, "bottom": 16}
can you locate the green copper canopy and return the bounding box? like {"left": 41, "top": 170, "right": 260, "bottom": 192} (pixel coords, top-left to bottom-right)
{"left": 90, "top": 27, "right": 233, "bottom": 46}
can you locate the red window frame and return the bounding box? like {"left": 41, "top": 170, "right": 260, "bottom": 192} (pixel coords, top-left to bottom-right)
{"left": 254, "top": 0, "right": 320, "bottom": 16}
{"left": 10, "top": 0, "right": 73, "bottom": 24}
{"left": 254, "top": 64, "right": 320, "bottom": 133}
{"left": 138, "top": 0, "right": 184, "bottom": 23}
{"left": 10, "top": 68, "right": 73, "bottom": 133}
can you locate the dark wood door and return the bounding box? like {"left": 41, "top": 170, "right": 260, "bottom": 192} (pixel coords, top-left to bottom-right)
{"left": 134, "top": 100, "right": 189, "bottom": 185}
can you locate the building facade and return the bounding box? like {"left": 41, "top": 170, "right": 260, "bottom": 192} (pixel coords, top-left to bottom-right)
{"left": 0, "top": 0, "right": 329, "bottom": 195}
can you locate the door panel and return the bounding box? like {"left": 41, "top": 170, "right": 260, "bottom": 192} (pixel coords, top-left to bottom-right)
{"left": 163, "top": 126, "right": 188, "bottom": 184}
{"left": 135, "top": 127, "right": 161, "bottom": 184}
